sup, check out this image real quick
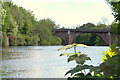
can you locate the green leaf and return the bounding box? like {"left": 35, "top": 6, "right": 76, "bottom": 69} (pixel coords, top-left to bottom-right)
{"left": 68, "top": 55, "right": 77, "bottom": 62}
{"left": 89, "top": 66, "right": 99, "bottom": 73}
{"left": 75, "top": 57, "right": 85, "bottom": 64}
{"left": 75, "top": 54, "right": 91, "bottom": 64}
{"left": 85, "top": 73, "right": 92, "bottom": 78}
{"left": 57, "top": 44, "right": 74, "bottom": 51}
{"left": 57, "top": 43, "right": 88, "bottom": 51}
{"left": 80, "top": 65, "right": 92, "bottom": 70}
{"left": 73, "top": 73, "right": 85, "bottom": 78}
{"left": 65, "top": 65, "right": 81, "bottom": 76}
{"left": 59, "top": 53, "right": 75, "bottom": 56}
{"left": 76, "top": 44, "right": 88, "bottom": 48}
{"left": 109, "top": 44, "right": 117, "bottom": 52}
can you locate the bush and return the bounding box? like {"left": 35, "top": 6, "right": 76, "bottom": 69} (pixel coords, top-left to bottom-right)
{"left": 24, "top": 35, "right": 32, "bottom": 46}
{"left": 32, "top": 35, "right": 40, "bottom": 46}
{"left": 49, "top": 36, "right": 62, "bottom": 45}
{"left": 16, "top": 34, "right": 25, "bottom": 46}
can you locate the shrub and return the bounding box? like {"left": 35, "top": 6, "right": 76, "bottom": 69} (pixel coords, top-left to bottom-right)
{"left": 32, "top": 35, "right": 40, "bottom": 46}
{"left": 24, "top": 35, "right": 32, "bottom": 46}
{"left": 16, "top": 34, "right": 25, "bottom": 46}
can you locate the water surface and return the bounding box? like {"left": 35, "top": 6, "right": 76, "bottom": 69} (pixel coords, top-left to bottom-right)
{"left": 1, "top": 46, "right": 108, "bottom": 78}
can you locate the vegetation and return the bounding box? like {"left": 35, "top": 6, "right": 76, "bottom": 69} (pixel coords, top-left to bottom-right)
{"left": 99, "top": 44, "right": 120, "bottom": 78}
{"left": 0, "top": 1, "right": 119, "bottom": 47}
{"left": 58, "top": 43, "right": 120, "bottom": 79}
{"left": 107, "top": 0, "right": 120, "bottom": 45}
{"left": 1, "top": 0, "right": 120, "bottom": 79}
{"left": 1, "top": 1, "right": 115, "bottom": 47}
{"left": 74, "top": 23, "right": 110, "bottom": 46}
{"left": 1, "top": 1, "right": 62, "bottom": 47}
{"left": 58, "top": 0, "right": 120, "bottom": 79}
{"left": 73, "top": 1, "right": 120, "bottom": 45}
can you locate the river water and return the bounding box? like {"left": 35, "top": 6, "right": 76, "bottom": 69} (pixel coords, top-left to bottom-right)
{"left": 1, "top": 46, "right": 109, "bottom": 78}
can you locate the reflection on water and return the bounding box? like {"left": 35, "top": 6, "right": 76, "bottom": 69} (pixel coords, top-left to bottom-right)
{"left": 1, "top": 46, "right": 108, "bottom": 78}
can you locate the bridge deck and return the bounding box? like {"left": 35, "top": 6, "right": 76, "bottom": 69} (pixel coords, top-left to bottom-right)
{"left": 54, "top": 29, "right": 111, "bottom": 33}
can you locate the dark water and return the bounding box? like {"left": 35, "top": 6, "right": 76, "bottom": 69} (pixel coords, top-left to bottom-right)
{"left": 1, "top": 46, "right": 108, "bottom": 78}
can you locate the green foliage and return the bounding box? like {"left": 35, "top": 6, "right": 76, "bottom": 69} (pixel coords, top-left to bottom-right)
{"left": 108, "top": 1, "right": 120, "bottom": 22}
{"left": 58, "top": 43, "right": 99, "bottom": 78}
{"left": 102, "top": 44, "right": 119, "bottom": 61}
{"left": 75, "top": 23, "right": 107, "bottom": 46}
{"left": 107, "top": 0, "right": 120, "bottom": 45}
{"left": 78, "top": 23, "right": 95, "bottom": 29}
{"left": 24, "top": 35, "right": 32, "bottom": 46}
{"left": 0, "top": 2, "right": 7, "bottom": 27}
{"left": 98, "top": 44, "right": 120, "bottom": 78}
{"left": 2, "top": 2, "right": 62, "bottom": 46}
{"left": 58, "top": 43, "right": 88, "bottom": 51}
{"left": 34, "top": 18, "right": 62, "bottom": 45}
{"left": 16, "top": 34, "right": 25, "bottom": 46}
{"left": 68, "top": 54, "right": 91, "bottom": 65}
{"left": 32, "top": 35, "right": 40, "bottom": 46}
{"left": 58, "top": 43, "right": 120, "bottom": 79}
{"left": 74, "top": 33, "right": 105, "bottom": 46}
{"left": 111, "top": 22, "right": 120, "bottom": 34}
{"left": 2, "top": 32, "right": 9, "bottom": 47}
{"left": 96, "top": 23, "right": 108, "bottom": 29}
{"left": 50, "top": 36, "right": 62, "bottom": 45}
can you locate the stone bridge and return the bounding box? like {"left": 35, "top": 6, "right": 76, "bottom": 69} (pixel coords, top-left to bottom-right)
{"left": 53, "top": 29, "right": 117, "bottom": 45}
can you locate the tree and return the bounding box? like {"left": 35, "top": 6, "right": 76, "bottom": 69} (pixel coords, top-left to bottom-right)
{"left": 106, "top": 0, "right": 120, "bottom": 45}
{"left": 34, "top": 18, "right": 61, "bottom": 45}
{"left": 107, "top": 0, "right": 120, "bottom": 34}
{"left": 79, "top": 23, "right": 95, "bottom": 30}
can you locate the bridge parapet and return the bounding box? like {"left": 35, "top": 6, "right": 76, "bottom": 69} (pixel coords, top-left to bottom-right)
{"left": 54, "top": 29, "right": 111, "bottom": 33}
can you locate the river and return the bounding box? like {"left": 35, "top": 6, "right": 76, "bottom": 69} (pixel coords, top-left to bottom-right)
{"left": 1, "top": 46, "right": 109, "bottom": 78}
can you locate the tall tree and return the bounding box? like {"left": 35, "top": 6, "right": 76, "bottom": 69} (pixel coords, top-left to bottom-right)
{"left": 107, "top": 0, "right": 120, "bottom": 45}
{"left": 107, "top": 0, "right": 120, "bottom": 34}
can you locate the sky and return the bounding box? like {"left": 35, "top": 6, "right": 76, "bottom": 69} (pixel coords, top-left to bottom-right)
{"left": 12, "top": 0, "right": 115, "bottom": 28}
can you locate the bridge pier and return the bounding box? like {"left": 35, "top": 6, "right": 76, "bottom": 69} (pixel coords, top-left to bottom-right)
{"left": 67, "top": 31, "right": 82, "bottom": 45}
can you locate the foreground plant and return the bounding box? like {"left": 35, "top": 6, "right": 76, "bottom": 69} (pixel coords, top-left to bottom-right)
{"left": 58, "top": 43, "right": 99, "bottom": 78}
{"left": 98, "top": 44, "right": 120, "bottom": 78}
{"left": 58, "top": 43, "right": 120, "bottom": 79}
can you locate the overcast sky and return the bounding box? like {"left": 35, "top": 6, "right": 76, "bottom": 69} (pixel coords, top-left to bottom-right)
{"left": 12, "top": 0, "right": 115, "bottom": 28}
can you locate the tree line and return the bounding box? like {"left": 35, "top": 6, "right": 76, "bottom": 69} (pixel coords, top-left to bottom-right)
{"left": 1, "top": 2, "right": 62, "bottom": 47}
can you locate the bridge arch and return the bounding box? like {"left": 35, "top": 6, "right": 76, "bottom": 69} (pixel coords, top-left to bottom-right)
{"left": 53, "top": 31, "right": 68, "bottom": 45}
{"left": 53, "top": 34, "right": 67, "bottom": 45}
{"left": 74, "top": 33, "right": 105, "bottom": 45}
